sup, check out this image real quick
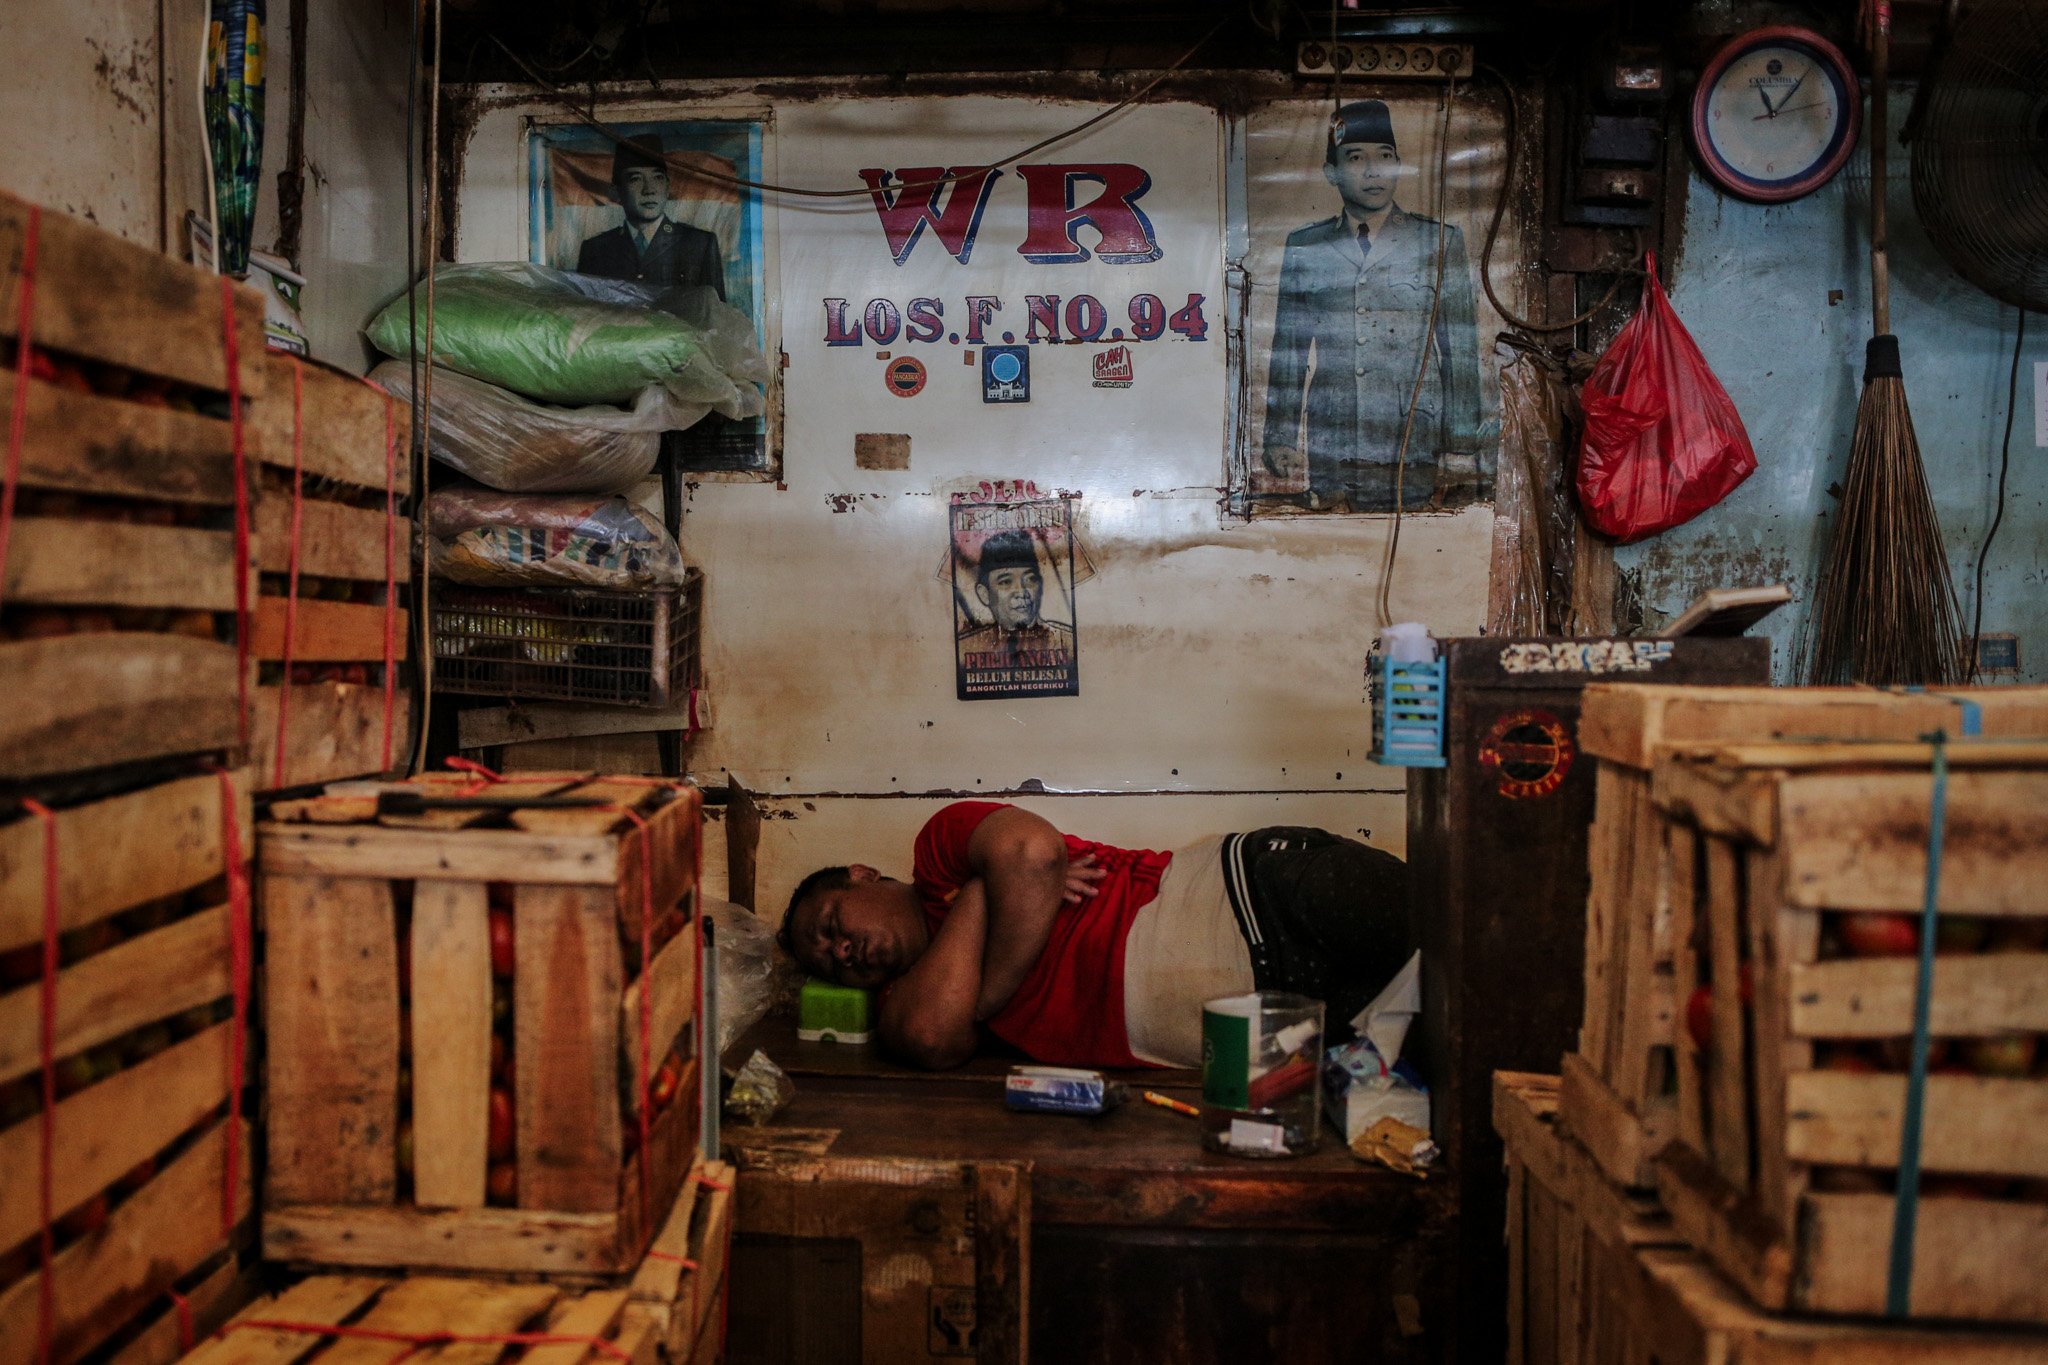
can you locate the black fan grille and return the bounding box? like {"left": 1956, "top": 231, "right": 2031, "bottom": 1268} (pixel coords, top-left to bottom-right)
{"left": 1911, "top": 0, "right": 2048, "bottom": 311}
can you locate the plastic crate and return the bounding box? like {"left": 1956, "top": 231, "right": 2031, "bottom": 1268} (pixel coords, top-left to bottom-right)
{"left": 1370, "top": 655, "right": 1447, "bottom": 767}
{"left": 431, "top": 569, "right": 702, "bottom": 709}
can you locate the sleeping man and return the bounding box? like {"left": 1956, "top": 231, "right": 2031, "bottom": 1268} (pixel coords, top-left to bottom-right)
{"left": 777, "top": 801, "right": 1412, "bottom": 1070}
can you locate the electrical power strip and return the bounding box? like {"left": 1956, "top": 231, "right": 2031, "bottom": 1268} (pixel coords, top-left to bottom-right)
{"left": 1297, "top": 41, "right": 1471, "bottom": 80}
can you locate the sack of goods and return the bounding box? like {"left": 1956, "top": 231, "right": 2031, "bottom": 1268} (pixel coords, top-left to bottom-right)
{"left": 371, "top": 361, "right": 674, "bottom": 495}
{"left": 429, "top": 484, "right": 686, "bottom": 591}
{"left": 367, "top": 263, "right": 771, "bottom": 494}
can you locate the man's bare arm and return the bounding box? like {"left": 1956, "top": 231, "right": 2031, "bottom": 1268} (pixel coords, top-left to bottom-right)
{"left": 877, "top": 881, "right": 986, "bottom": 1069}
{"left": 965, "top": 807, "right": 1073, "bottom": 1021}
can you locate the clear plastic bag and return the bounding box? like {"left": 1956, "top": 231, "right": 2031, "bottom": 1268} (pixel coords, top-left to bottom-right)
{"left": 366, "top": 262, "right": 769, "bottom": 413}
{"left": 1577, "top": 255, "right": 1758, "bottom": 544}
{"left": 708, "top": 899, "right": 801, "bottom": 1056}
{"left": 371, "top": 362, "right": 667, "bottom": 494}
{"left": 428, "top": 484, "right": 686, "bottom": 590}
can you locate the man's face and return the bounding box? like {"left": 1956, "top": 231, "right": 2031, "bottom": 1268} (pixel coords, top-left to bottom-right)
{"left": 617, "top": 166, "right": 670, "bottom": 227}
{"left": 788, "top": 870, "right": 926, "bottom": 990}
{"left": 976, "top": 566, "right": 1043, "bottom": 632}
{"left": 1324, "top": 142, "right": 1399, "bottom": 217}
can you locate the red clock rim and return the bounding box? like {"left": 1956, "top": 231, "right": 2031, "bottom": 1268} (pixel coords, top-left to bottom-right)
{"left": 1690, "top": 24, "right": 1863, "bottom": 204}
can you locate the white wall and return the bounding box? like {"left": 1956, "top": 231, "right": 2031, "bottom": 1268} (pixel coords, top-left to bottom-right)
{"left": 453, "top": 79, "right": 1517, "bottom": 916}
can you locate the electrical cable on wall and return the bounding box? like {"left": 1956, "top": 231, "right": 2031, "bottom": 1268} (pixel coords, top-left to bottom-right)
{"left": 1374, "top": 71, "right": 1458, "bottom": 630}
{"left": 411, "top": 0, "right": 446, "bottom": 776}
{"left": 486, "top": 19, "right": 1227, "bottom": 201}
{"left": 1967, "top": 306, "right": 2025, "bottom": 679}
{"left": 199, "top": 0, "right": 221, "bottom": 274}
{"left": 1474, "top": 63, "right": 1634, "bottom": 336}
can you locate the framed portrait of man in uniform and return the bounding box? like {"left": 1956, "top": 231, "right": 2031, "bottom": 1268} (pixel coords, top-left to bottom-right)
{"left": 528, "top": 115, "right": 777, "bottom": 477}
{"left": 1236, "top": 94, "right": 1509, "bottom": 517}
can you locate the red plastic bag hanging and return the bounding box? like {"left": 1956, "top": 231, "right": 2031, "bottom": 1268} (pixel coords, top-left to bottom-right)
{"left": 1575, "top": 254, "right": 1757, "bottom": 543}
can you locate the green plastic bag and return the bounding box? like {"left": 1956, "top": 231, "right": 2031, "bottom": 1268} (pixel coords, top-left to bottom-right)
{"left": 368, "top": 262, "right": 752, "bottom": 407}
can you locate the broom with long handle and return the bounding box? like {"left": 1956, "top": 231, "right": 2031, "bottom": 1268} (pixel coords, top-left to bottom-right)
{"left": 1809, "top": 0, "right": 1965, "bottom": 686}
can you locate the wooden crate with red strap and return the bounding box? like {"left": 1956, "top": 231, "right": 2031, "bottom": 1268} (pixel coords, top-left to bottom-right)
{"left": 1650, "top": 740, "right": 2048, "bottom": 1325}
{"left": 626, "top": 1158, "right": 734, "bottom": 1364}
{"left": 257, "top": 772, "right": 703, "bottom": 1278}
{"left": 246, "top": 352, "right": 413, "bottom": 793}
{"left": 175, "top": 1271, "right": 662, "bottom": 1365}
{"left": 0, "top": 191, "right": 268, "bottom": 783}
{"left": 0, "top": 767, "right": 258, "bottom": 1365}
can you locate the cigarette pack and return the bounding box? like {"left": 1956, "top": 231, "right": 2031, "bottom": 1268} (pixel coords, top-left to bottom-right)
{"left": 1004, "top": 1066, "right": 1128, "bottom": 1115}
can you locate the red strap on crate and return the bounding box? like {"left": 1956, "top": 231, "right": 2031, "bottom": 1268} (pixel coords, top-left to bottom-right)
{"left": 219, "top": 278, "right": 252, "bottom": 749}
{"left": 444, "top": 756, "right": 501, "bottom": 783}
{"left": 271, "top": 359, "right": 307, "bottom": 787}
{"left": 215, "top": 767, "right": 251, "bottom": 1237}
{"left": 225, "top": 1320, "right": 635, "bottom": 1363}
{"left": 616, "top": 804, "right": 656, "bottom": 1239}
{"left": 646, "top": 1250, "right": 700, "bottom": 1271}
{"left": 692, "top": 1173, "right": 732, "bottom": 1194}
{"left": 380, "top": 392, "right": 399, "bottom": 771}
{"left": 166, "top": 1288, "right": 195, "bottom": 1354}
{"left": 0, "top": 204, "right": 40, "bottom": 615}
{"left": 25, "top": 797, "right": 57, "bottom": 1365}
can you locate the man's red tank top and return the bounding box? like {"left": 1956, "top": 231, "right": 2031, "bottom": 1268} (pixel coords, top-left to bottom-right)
{"left": 912, "top": 801, "right": 1171, "bottom": 1069}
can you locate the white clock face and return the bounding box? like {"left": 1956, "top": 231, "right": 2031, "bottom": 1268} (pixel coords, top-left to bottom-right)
{"left": 1702, "top": 42, "right": 1851, "bottom": 191}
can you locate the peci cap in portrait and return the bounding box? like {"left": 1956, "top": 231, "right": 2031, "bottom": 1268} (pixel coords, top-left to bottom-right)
{"left": 1327, "top": 100, "right": 1398, "bottom": 163}
{"left": 610, "top": 135, "right": 668, "bottom": 186}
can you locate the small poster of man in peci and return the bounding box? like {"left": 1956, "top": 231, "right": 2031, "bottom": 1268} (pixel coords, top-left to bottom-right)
{"left": 949, "top": 494, "right": 1082, "bottom": 701}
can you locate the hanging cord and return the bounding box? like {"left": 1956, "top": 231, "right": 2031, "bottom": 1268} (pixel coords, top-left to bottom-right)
{"left": 411, "top": 0, "right": 444, "bottom": 776}
{"left": 220, "top": 279, "right": 253, "bottom": 749}
{"left": 1373, "top": 74, "right": 1458, "bottom": 629}
{"left": 380, "top": 391, "right": 401, "bottom": 770}
{"left": 487, "top": 19, "right": 1227, "bottom": 202}
{"left": 1473, "top": 63, "right": 1634, "bottom": 335}
{"left": 1885, "top": 729, "right": 1950, "bottom": 1317}
{"left": 1967, "top": 307, "right": 2025, "bottom": 679}
{"left": 199, "top": 0, "right": 221, "bottom": 274}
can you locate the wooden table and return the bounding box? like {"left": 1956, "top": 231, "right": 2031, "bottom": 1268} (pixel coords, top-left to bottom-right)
{"left": 723, "top": 1017, "right": 1455, "bottom": 1364}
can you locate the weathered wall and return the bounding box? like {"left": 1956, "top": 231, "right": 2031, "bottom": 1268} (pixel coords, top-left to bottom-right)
{"left": 0, "top": 0, "right": 412, "bottom": 373}
{"left": 1620, "top": 85, "right": 2043, "bottom": 682}
{"left": 453, "top": 78, "right": 1521, "bottom": 913}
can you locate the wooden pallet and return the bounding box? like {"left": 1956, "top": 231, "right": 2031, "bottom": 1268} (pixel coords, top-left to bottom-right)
{"left": 1567, "top": 684, "right": 2048, "bottom": 1191}
{"left": 258, "top": 775, "right": 703, "bottom": 1277}
{"left": 176, "top": 1272, "right": 660, "bottom": 1365}
{"left": 248, "top": 353, "right": 413, "bottom": 792}
{"left": 0, "top": 192, "right": 269, "bottom": 784}
{"left": 1652, "top": 740, "right": 2048, "bottom": 1324}
{"left": 1495, "top": 1071, "right": 1684, "bottom": 1365}
{"left": 625, "top": 1160, "right": 733, "bottom": 1364}
{"left": 0, "top": 768, "right": 257, "bottom": 1365}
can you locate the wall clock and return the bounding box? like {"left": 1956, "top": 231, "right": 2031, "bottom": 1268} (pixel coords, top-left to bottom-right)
{"left": 1690, "top": 26, "right": 1861, "bottom": 203}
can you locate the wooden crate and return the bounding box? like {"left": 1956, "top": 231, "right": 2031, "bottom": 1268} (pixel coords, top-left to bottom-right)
{"left": 726, "top": 1140, "right": 1027, "bottom": 1365}
{"left": 1651, "top": 740, "right": 2048, "bottom": 1324}
{"left": 0, "top": 768, "right": 257, "bottom": 1365}
{"left": 1495, "top": 1071, "right": 1685, "bottom": 1365}
{"left": 247, "top": 352, "right": 413, "bottom": 792}
{"left": 258, "top": 774, "right": 703, "bottom": 1277}
{"left": 0, "top": 192, "right": 268, "bottom": 783}
{"left": 1603, "top": 1242, "right": 2048, "bottom": 1365}
{"left": 176, "top": 1272, "right": 660, "bottom": 1365}
{"left": 1567, "top": 684, "right": 2048, "bottom": 1191}
{"left": 625, "top": 1160, "right": 733, "bottom": 1363}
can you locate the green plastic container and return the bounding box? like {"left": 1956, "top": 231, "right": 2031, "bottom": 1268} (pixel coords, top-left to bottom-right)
{"left": 798, "top": 978, "right": 872, "bottom": 1045}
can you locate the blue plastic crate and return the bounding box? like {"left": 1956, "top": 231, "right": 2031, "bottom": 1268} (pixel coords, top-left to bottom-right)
{"left": 1371, "top": 656, "right": 1447, "bottom": 768}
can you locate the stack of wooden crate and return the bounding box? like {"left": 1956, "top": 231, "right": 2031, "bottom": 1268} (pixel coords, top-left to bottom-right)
{"left": 0, "top": 191, "right": 269, "bottom": 1364}
{"left": 248, "top": 351, "right": 414, "bottom": 793}
{"left": 1503, "top": 682, "right": 2048, "bottom": 1361}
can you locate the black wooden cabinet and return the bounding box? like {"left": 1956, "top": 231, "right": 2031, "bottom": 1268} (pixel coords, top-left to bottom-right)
{"left": 1408, "top": 636, "right": 1770, "bottom": 1364}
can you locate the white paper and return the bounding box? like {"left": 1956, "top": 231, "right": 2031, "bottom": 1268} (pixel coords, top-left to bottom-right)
{"left": 1227, "top": 1118, "right": 1290, "bottom": 1154}
{"left": 1352, "top": 949, "right": 1422, "bottom": 1061}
